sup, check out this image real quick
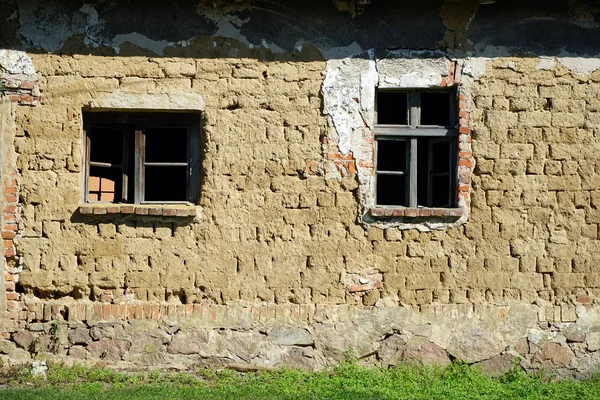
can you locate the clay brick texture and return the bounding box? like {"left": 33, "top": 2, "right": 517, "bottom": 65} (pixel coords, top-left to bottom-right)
{"left": 4, "top": 53, "right": 600, "bottom": 321}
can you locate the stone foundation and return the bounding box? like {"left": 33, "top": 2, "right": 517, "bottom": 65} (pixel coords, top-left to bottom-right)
{"left": 1, "top": 300, "right": 600, "bottom": 377}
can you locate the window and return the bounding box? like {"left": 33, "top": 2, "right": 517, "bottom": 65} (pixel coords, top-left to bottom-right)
{"left": 375, "top": 90, "right": 457, "bottom": 208}
{"left": 83, "top": 112, "right": 201, "bottom": 204}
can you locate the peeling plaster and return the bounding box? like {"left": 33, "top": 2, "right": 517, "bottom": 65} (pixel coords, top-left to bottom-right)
{"left": 111, "top": 33, "right": 173, "bottom": 57}
{"left": 536, "top": 56, "right": 556, "bottom": 71}
{"left": 18, "top": 0, "right": 100, "bottom": 52}
{"left": 0, "top": 50, "right": 36, "bottom": 76}
{"left": 377, "top": 50, "right": 450, "bottom": 88}
{"left": 322, "top": 49, "right": 465, "bottom": 230}
{"left": 461, "top": 57, "right": 488, "bottom": 79}
{"left": 557, "top": 56, "right": 600, "bottom": 76}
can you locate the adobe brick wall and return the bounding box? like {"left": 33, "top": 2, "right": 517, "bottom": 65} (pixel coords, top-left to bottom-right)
{"left": 2, "top": 31, "right": 600, "bottom": 373}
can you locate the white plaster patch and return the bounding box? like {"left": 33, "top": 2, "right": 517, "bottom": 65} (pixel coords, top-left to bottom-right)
{"left": 321, "top": 49, "right": 468, "bottom": 230}
{"left": 112, "top": 33, "right": 173, "bottom": 56}
{"left": 462, "top": 57, "right": 489, "bottom": 79}
{"left": 536, "top": 56, "right": 556, "bottom": 70}
{"left": 322, "top": 57, "right": 375, "bottom": 155}
{"left": 377, "top": 50, "right": 450, "bottom": 88}
{"left": 88, "top": 92, "right": 205, "bottom": 111}
{"left": 0, "top": 50, "right": 36, "bottom": 76}
{"left": 557, "top": 56, "right": 600, "bottom": 76}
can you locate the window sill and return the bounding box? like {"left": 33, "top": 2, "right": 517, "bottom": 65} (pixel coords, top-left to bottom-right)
{"left": 370, "top": 207, "right": 462, "bottom": 218}
{"left": 78, "top": 204, "right": 197, "bottom": 217}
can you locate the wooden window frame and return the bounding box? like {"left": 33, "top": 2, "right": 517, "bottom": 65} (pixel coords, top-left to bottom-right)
{"left": 374, "top": 89, "right": 457, "bottom": 208}
{"left": 83, "top": 112, "right": 201, "bottom": 205}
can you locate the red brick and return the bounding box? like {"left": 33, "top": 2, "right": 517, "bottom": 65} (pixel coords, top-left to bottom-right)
{"left": 94, "top": 304, "right": 103, "bottom": 319}
{"left": 1, "top": 231, "right": 15, "bottom": 239}
{"left": 404, "top": 208, "right": 418, "bottom": 217}
{"left": 163, "top": 208, "right": 177, "bottom": 216}
{"left": 135, "top": 207, "right": 149, "bottom": 215}
{"left": 458, "top": 159, "right": 472, "bottom": 168}
{"left": 459, "top": 126, "right": 471, "bottom": 134}
{"left": 20, "top": 81, "right": 35, "bottom": 90}
{"left": 92, "top": 207, "right": 107, "bottom": 215}
{"left": 392, "top": 208, "right": 405, "bottom": 217}
{"left": 420, "top": 209, "right": 434, "bottom": 217}
{"left": 370, "top": 208, "right": 384, "bottom": 217}
{"left": 103, "top": 304, "right": 111, "bottom": 319}
{"left": 148, "top": 207, "right": 163, "bottom": 216}
{"left": 79, "top": 206, "right": 93, "bottom": 214}
{"left": 3, "top": 186, "right": 16, "bottom": 194}
{"left": 121, "top": 205, "right": 135, "bottom": 214}
{"left": 4, "top": 248, "right": 15, "bottom": 257}
{"left": 4, "top": 224, "right": 18, "bottom": 231}
{"left": 3, "top": 206, "right": 16, "bottom": 213}
{"left": 175, "top": 208, "right": 189, "bottom": 217}
{"left": 106, "top": 206, "right": 121, "bottom": 214}
{"left": 577, "top": 295, "right": 592, "bottom": 304}
{"left": 19, "top": 94, "right": 33, "bottom": 103}
{"left": 6, "top": 292, "right": 19, "bottom": 301}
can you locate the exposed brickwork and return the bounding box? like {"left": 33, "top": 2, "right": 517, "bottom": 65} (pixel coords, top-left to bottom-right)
{"left": 1, "top": 77, "right": 40, "bottom": 106}
{"left": 78, "top": 205, "right": 197, "bottom": 217}
{"left": 370, "top": 207, "right": 463, "bottom": 217}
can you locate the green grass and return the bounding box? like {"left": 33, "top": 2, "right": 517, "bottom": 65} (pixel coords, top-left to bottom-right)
{"left": 0, "top": 361, "right": 598, "bottom": 399}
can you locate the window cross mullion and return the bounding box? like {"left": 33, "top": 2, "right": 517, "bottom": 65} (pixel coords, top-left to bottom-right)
{"left": 134, "top": 129, "right": 144, "bottom": 204}
{"left": 409, "top": 138, "right": 418, "bottom": 208}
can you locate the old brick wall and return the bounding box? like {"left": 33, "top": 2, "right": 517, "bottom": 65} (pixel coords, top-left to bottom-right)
{"left": 2, "top": 0, "right": 600, "bottom": 372}
{"left": 7, "top": 54, "right": 600, "bottom": 313}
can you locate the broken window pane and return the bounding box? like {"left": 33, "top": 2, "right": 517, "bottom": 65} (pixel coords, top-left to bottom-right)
{"left": 145, "top": 128, "right": 187, "bottom": 163}
{"left": 377, "top": 140, "right": 407, "bottom": 172}
{"left": 377, "top": 92, "right": 408, "bottom": 125}
{"left": 431, "top": 140, "right": 451, "bottom": 174}
{"left": 376, "top": 174, "right": 407, "bottom": 206}
{"left": 431, "top": 175, "right": 451, "bottom": 207}
{"left": 420, "top": 92, "right": 451, "bottom": 126}
{"left": 145, "top": 166, "right": 187, "bottom": 202}
{"left": 89, "top": 127, "right": 123, "bottom": 165}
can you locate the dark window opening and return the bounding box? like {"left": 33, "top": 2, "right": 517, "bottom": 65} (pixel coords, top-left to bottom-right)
{"left": 420, "top": 92, "right": 451, "bottom": 126}
{"left": 376, "top": 175, "right": 407, "bottom": 207}
{"left": 377, "top": 92, "right": 408, "bottom": 125}
{"left": 145, "top": 128, "right": 188, "bottom": 163}
{"left": 374, "top": 89, "right": 457, "bottom": 209}
{"left": 145, "top": 166, "right": 187, "bottom": 202}
{"left": 83, "top": 112, "right": 201, "bottom": 205}
{"left": 377, "top": 140, "right": 407, "bottom": 172}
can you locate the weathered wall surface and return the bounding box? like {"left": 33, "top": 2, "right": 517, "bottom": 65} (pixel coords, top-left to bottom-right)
{"left": 2, "top": 0, "right": 600, "bottom": 374}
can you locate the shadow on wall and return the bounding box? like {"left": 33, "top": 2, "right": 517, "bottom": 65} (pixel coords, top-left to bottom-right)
{"left": 2, "top": 0, "right": 600, "bottom": 61}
